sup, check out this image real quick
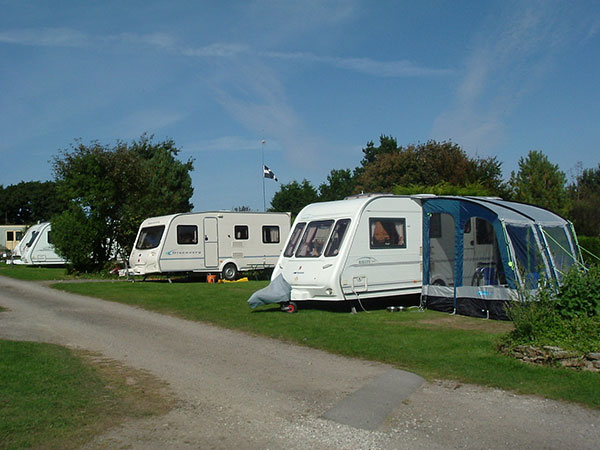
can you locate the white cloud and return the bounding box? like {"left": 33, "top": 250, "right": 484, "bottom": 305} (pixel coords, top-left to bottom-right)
{"left": 110, "top": 110, "right": 186, "bottom": 139}
{"left": 0, "top": 27, "right": 89, "bottom": 47}
{"left": 113, "top": 32, "right": 177, "bottom": 49}
{"left": 185, "top": 136, "right": 270, "bottom": 152}
{"left": 432, "top": 1, "right": 590, "bottom": 154}
{"left": 181, "top": 43, "right": 248, "bottom": 57}
{"left": 261, "top": 50, "right": 452, "bottom": 77}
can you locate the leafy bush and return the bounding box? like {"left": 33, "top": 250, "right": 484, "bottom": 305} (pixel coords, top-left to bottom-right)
{"left": 578, "top": 236, "right": 600, "bottom": 266}
{"left": 504, "top": 265, "right": 600, "bottom": 354}
{"left": 555, "top": 264, "right": 600, "bottom": 319}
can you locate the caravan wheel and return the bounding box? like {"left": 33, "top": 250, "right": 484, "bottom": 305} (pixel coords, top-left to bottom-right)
{"left": 222, "top": 263, "right": 238, "bottom": 281}
{"left": 281, "top": 301, "right": 298, "bottom": 313}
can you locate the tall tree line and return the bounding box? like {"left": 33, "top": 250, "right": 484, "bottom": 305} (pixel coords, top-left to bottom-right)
{"left": 270, "top": 135, "right": 599, "bottom": 237}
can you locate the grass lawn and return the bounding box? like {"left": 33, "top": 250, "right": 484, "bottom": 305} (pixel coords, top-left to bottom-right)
{"left": 53, "top": 280, "right": 600, "bottom": 409}
{"left": 0, "top": 264, "right": 72, "bottom": 281}
{"left": 0, "top": 340, "right": 173, "bottom": 449}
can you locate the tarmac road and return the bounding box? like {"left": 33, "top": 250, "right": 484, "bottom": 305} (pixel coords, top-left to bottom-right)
{"left": 1, "top": 275, "right": 599, "bottom": 449}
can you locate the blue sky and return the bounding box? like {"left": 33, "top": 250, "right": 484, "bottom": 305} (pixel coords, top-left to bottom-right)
{"left": 1, "top": 0, "right": 599, "bottom": 212}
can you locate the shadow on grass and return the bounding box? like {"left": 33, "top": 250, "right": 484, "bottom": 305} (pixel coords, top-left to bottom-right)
{"left": 251, "top": 294, "right": 422, "bottom": 314}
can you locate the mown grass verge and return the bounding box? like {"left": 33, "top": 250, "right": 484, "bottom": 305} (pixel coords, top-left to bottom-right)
{"left": 0, "top": 264, "right": 72, "bottom": 281}
{"left": 0, "top": 340, "right": 174, "bottom": 449}
{"left": 53, "top": 280, "right": 600, "bottom": 409}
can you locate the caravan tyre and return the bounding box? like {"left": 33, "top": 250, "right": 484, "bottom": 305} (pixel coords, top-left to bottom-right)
{"left": 282, "top": 301, "right": 298, "bottom": 313}
{"left": 222, "top": 263, "right": 238, "bottom": 281}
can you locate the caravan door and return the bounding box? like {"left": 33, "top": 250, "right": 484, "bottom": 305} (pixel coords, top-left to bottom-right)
{"left": 204, "top": 217, "right": 219, "bottom": 268}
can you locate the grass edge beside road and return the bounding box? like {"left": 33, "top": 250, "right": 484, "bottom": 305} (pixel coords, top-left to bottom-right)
{"left": 0, "top": 339, "right": 175, "bottom": 450}
{"left": 50, "top": 279, "right": 600, "bottom": 410}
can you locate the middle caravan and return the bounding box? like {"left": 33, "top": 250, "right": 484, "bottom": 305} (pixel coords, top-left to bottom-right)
{"left": 271, "top": 195, "right": 425, "bottom": 302}
{"left": 129, "top": 211, "right": 291, "bottom": 279}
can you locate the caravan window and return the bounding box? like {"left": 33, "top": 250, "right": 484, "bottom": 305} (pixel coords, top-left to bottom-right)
{"left": 47, "top": 231, "right": 53, "bottom": 244}
{"left": 262, "top": 226, "right": 280, "bottom": 244}
{"left": 136, "top": 225, "right": 165, "bottom": 250}
{"left": 296, "top": 220, "right": 334, "bottom": 258}
{"left": 370, "top": 218, "right": 406, "bottom": 249}
{"left": 177, "top": 225, "right": 198, "bottom": 245}
{"left": 16, "top": 231, "right": 23, "bottom": 240}
{"left": 234, "top": 225, "right": 249, "bottom": 240}
{"left": 284, "top": 222, "right": 306, "bottom": 257}
{"left": 476, "top": 218, "right": 494, "bottom": 245}
{"left": 27, "top": 231, "right": 39, "bottom": 247}
{"left": 429, "top": 213, "right": 442, "bottom": 239}
{"left": 324, "top": 219, "right": 350, "bottom": 257}
{"left": 6, "top": 231, "right": 14, "bottom": 241}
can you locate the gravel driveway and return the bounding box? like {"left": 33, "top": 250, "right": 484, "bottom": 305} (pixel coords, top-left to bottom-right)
{"left": 1, "top": 275, "right": 598, "bottom": 449}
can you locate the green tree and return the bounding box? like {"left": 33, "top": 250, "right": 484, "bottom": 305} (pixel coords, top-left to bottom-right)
{"left": 52, "top": 135, "right": 194, "bottom": 271}
{"left": 568, "top": 164, "right": 600, "bottom": 236}
{"left": 269, "top": 179, "right": 319, "bottom": 217}
{"left": 394, "top": 181, "right": 493, "bottom": 196}
{"left": 358, "top": 135, "right": 400, "bottom": 170}
{"left": 0, "top": 181, "right": 67, "bottom": 225}
{"left": 509, "top": 150, "right": 568, "bottom": 214}
{"left": 318, "top": 169, "right": 358, "bottom": 201}
{"left": 356, "top": 139, "right": 505, "bottom": 195}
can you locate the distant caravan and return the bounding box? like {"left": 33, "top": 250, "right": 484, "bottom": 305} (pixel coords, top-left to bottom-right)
{"left": 129, "top": 211, "right": 291, "bottom": 280}
{"left": 16, "top": 222, "right": 67, "bottom": 266}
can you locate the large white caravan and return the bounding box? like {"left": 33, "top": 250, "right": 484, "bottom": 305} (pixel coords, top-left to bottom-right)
{"left": 19, "top": 222, "right": 67, "bottom": 265}
{"left": 270, "top": 195, "right": 424, "bottom": 303}
{"left": 129, "top": 211, "right": 291, "bottom": 279}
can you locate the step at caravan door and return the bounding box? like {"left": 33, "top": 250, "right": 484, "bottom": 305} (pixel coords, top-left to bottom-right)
{"left": 204, "top": 217, "right": 219, "bottom": 268}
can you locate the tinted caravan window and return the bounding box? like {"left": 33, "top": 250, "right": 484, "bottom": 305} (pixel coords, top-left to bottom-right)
{"left": 177, "top": 225, "right": 198, "bottom": 244}
{"left": 324, "top": 219, "right": 350, "bottom": 257}
{"left": 296, "top": 220, "right": 334, "bottom": 258}
{"left": 476, "top": 218, "right": 494, "bottom": 245}
{"left": 262, "top": 226, "right": 280, "bottom": 243}
{"left": 27, "top": 231, "right": 39, "bottom": 247}
{"left": 234, "top": 225, "right": 249, "bottom": 240}
{"left": 136, "top": 225, "right": 165, "bottom": 249}
{"left": 430, "top": 213, "right": 442, "bottom": 239}
{"left": 370, "top": 218, "right": 406, "bottom": 249}
{"left": 284, "top": 222, "right": 305, "bottom": 257}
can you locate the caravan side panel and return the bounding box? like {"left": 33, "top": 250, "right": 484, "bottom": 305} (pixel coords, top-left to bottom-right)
{"left": 158, "top": 215, "right": 205, "bottom": 273}
{"left": 341, "top": 197, "right": 423, "bottom": 299}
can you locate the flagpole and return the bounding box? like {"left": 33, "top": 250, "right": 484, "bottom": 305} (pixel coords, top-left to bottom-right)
{"left": 261, "top": 139, "right": 266, "bottom": 212}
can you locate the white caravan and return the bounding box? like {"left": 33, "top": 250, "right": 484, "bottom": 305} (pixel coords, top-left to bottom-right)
{"left": 271, "top": 195, "right": 424, "bottom": 303}
{"left": 19, "top": 222, "right": 67, "bottom": 265}
{"left": 129, "top": 211, "right": 291, "bottom": 279}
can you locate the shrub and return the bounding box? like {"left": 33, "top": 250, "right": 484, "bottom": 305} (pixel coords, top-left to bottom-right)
{"left": 555, "top": 264, "right": 600, "bottom": 319}
{"left": 578, "top": 236, "right": 600, "bottom": 266}
{"left": 503, "top": 265, "right": 600, "bottom": 355}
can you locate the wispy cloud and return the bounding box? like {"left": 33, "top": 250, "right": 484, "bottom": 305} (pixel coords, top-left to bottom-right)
{"left": 0, "top": 27, "right": 89, "bottom": 47}
{"left": 261, "top": 50, "right": 452, "bottom": 77}
{"left": 112, "top": 32, "right": 177, "bottom": 49}
{"left": 110, "top": 110, "right": 186, "bottom": 139}
{"left": 0, "top": 25, "right": 449, "bottom": 79}
{"left": 185, "top": 136, "right": 269, "bottom": 152}
{"left": 432, "top": 1, "right": 593, "bottom": 154}
{"left": 181, "top": 43, "right": 248, "bottom": 58}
